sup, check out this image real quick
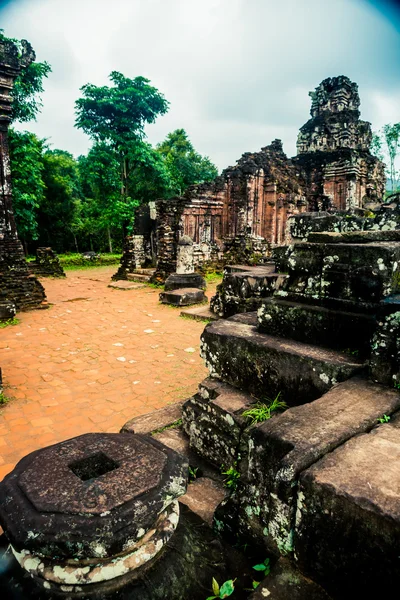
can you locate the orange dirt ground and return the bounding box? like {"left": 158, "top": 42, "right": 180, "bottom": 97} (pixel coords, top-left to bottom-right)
{"left": 0, "top": 266, "right": 217, "bottom": 481}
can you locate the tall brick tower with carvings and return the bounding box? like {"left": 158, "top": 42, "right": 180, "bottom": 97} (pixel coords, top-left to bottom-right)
{"left": 0, "top": 38, "right": 46, "bottom": 310}
{"left": 294, "top": 76, "right": 385, "bottom": 211}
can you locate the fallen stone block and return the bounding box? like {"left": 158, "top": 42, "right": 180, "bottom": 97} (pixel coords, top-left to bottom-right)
{"left": 164, "top": 272, "right": 206, "bottom": 291}
{"left": 121, "top": 401, "right": 184, "bottom": 435}
{"left": 295, "top": 416, "right": 400, "bottom": 599}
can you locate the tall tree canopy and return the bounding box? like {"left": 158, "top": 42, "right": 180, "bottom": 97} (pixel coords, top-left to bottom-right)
{"left": 75, "top": 72, "right": 169, "bottom": 232}
{"left": 157, "top": 128, "right": 218, "bottom": 195}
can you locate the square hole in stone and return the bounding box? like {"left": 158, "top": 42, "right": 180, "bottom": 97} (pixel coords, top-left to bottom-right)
{"left": 69, "top": 452, "right": 119, "bottom": 482}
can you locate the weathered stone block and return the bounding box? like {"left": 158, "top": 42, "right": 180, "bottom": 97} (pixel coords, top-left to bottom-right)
{"left": 295, "top": 418, "right": 400, "bottom": 598}
{"left": 236, "top": 378, "right": 400, "bottom": 555}
{"left": 159, "top": 288, "right": 206, "bottom": 306}
{"left": 164, "top": 272, "right": 206, "bottom": 291}
{"left": 370, "top": 310, "right": 400, "bottom": 386}
{"left": 179, "top": 477, "right": 226, "bottom": 527}
{"left": 201, "top": 319, "right": 364, "bottom": 404}
{"left": 258, "top": 297, "right": 375, "bottom": 354}
{"left": 211, "top": 267, "right": 287, "bottom": 318}
{"left": 182, "top": 378, "right": 254, "bottom": 468}
{"left": 274, "top": 242, "right": 400, "bottom": 306}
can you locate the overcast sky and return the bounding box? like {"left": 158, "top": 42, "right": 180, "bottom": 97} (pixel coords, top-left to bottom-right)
{"left": 1, "top": 0, "right": 399, "bottom": 170}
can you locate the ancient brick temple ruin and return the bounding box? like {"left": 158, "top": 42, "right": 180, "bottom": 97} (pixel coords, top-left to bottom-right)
{"left": 151, "top": 76, "right": 385, "bottom": 281}
{"left": 0, "top": 38, "right": 46, "bottom": 310}
{"left": 294, "top": 76, "right": 385, "bottom": 211}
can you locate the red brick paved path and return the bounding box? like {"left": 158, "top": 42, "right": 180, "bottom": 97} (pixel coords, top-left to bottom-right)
{"left": 0, "top": 267, "right": 215, "bottom": 480}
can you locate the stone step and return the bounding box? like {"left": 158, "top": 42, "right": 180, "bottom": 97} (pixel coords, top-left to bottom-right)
{"left": 182, "top": 378, "right": 256, "bottom": 468}
{"left": 108, "top": 280, "right": 145, "bottom": 290}
{"left": 179, "top": 477, "right": 226, "bottom": 527}
{"left": 225, "top": 262, "right": 276, "bottom": 274}
{"left": 121, "top": 401, "right": 184, "bottom": 435}
{"left": 126, "top": 273, "right": 152, "bottom": 283}
{"left": 180, "top": 305, "right": 219, "bottom": 322}
{"left": 296, "top": 412, "right": 400, "bottom": 598}
{"left": 160, "top": 288, "right": 207, "bottom": 306}
{"left": 235, "top": 377, "right": 400, "bottom": 556}
{"left": 201, "top": 319, "right": 365, "bottom": 405}
{"left": 258, "top": 297, "right": 375, "bottom": 354}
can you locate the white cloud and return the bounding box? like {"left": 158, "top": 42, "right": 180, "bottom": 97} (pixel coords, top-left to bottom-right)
{"left": 2, "top": 0, "right": 400, "bottom": 169}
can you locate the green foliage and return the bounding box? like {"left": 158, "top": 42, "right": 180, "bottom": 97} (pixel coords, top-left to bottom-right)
{"left": 157, "top": 128, "right": 218, "bottom": 196}
{"left": 188, "top": 466, "right": 199, "bottom": 482}
{"left": 38, "top": 149, "right": 82, "bottom": 252}
{"left": 75, "top": 72, "right": 169, "bottom": 148}
{"left": 252, "top": 557, "right": 270, "bottom": 577}
{"left": 0, "top": 318, "right": 20, "bottom": 328}
{"left": 377, "top": 414, "right": 391, "bottom": 424}
{"left": 8, "top": 129, "right": 45, "bottom": 243}
{"left": 150, "top": 418, "right": 183, "bottom": 435}
{"left": 242, "top": 393, "right": 287, "bottom": 425}
{"left": 206, "top": 577, "right": 235, "bottom": 599}
{"left": 371, "top": 123, "right": 400, "bottom": 192}
{"left": 0, "top": 393, "right": 9, "bottom": 406}
{"left": 0, "top": 30, "right": 51, "bottom": 123}
{"left": 57, "top": 253, "right": 121, "bottom": 268}
{"left": 221, "top": 465, "right": 240, "bottom": 491}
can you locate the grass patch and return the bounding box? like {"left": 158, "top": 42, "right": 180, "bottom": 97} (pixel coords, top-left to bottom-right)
{"left": 0, "top": 392, "right": 9, "bottom": 405}
{"left": 242, "top": 393, "right": 287, "bottom": 425}
{"left": 205, "top": 271, "right": 223, "bottom": 284}
{"left": 0, "top": 318, "right": 20, "bottom": 328}
{"left": 56, "top": 253, "right": 122, "bottom": 269}
{"left": 151, "top": 418, "right": 182, "bottom": 435}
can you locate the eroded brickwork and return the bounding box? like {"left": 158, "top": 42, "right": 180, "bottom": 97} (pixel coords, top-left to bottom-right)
{"left": 0, "top": 39, "right": 46, "bottom": 310}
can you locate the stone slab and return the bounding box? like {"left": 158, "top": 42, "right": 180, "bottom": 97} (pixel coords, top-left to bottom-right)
{"left": 308, "top": 229, "right": 400, "bottom": 244}
{"left": 108, "top": 280, "right": 145, "bottom": 290}
{"left": 201, "top": 319, "right": 365, "bottom": 404}
{"left": 258, "top": 297, "right": 375, "bottom": 354}
{"left": 224, "top": 263, "right": 276, "bottom": 275}
{"left": 238, "top": 378, "right": 400, "bottom": 553}
{"left": 249, "top": 558, "right": 332, "bottom": 600}
{"left": 296, "top": 420, "right": 400, "bottom": 598}
{"left": 121, "top": 401, "right": 184, "bottom": 435}
{"left": 164, "top": 272, "right": 206, "bottom": 291}
{"left": 160, "top": 288, "right": 207, "bottom": 306}
{"left": 180, "top": 305, "right": 219, "bottom": 322}
{"left": 180, "top": 477, "right": 226, "bottom": 527}
{"left": 0, "top": 301, "right": 16, "bottom": 321}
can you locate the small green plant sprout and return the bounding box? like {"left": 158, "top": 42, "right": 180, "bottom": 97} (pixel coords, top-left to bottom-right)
{"left": 252, "top": 557, "right": 271, "bottom": 577}
{"left": 221, "top": 465, "right": 240, "bottom": 491}
{"left": 0, "top": 392, "right": 9, "bottom": 405}
{"left": 206, "top": 577, "right": 235, "bottom": 599}
{"left": 393, "top": 381, "right": 400, "bottom": 391}
{"left": 377, "top": 414, "right": 391, "bottom": 424}
{"left": 188, "top": 466, "right": 198, "bottom": 482}
{"left": 242, "top": 393, "right": 287, "bottom": 425}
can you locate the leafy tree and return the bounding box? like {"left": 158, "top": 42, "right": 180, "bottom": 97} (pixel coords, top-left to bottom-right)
{"left": 0, "top": 30, "right": 51, "bottom": 123}
{"left": 37, "top": 150, "right": 82, "bottom": 252}
{"left": 8, "top": 129, "right": 45, "bottom": 251}
{"left": 75, "top": 72, "right": 169, "bottom": 230}
{"left": 157, "top": 128, "right": 218, "bottom": 196}
{"left": 371, "top": 123, "right": 400, "bottom": 192}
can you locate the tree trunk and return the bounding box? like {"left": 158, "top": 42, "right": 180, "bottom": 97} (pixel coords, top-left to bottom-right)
{"left": 107, "top": 227, "right": 113, "bottom": 253}
{"left": 73, "top": 234, "right": 79, "bottom": 253}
